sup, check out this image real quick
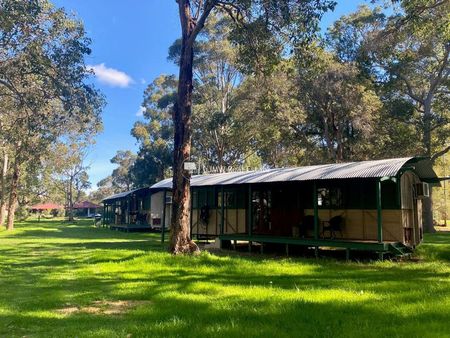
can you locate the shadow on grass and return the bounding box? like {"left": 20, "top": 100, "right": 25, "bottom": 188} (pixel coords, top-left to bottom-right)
{"left": 1, "top": 267, "right": 449, "bottom": 337}
{"left": 0, "top": 219, "right": 448, "bottom": 337}
{"left": 5, "top": 219, "right": 160, "bottom": 242}
{"left": 417, "top": 232, "right": 450, "bottom": 262}
{"left": 59, "top": 240, "right": 163, "bottom": 251}
{"left": 424, "top": 232, "right": 450, "bottom": 244}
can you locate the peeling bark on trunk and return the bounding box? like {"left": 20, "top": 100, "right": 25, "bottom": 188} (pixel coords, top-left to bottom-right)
{"left": 6, "top": 160, "right": 19, "bottom": 231}
{"left": 0, "top": 152, "right": 8, "bottom": 227}
{"left": 169, "top": 0, "right": 201, "bottom": 254}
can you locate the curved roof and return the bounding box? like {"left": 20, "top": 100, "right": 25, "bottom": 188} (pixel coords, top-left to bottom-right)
{"left": 150, "top": 157, "right": 438, "bottom": 189}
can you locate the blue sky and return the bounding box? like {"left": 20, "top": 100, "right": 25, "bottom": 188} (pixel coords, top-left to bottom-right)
{"left": 52, "top": 0, "right": 367, "bottom": 188}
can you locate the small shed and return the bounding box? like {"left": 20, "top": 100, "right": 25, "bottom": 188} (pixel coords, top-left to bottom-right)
{"left": 150, "top": 157, "right": 444, "bottom": 257}
{"left": 73, "top": 201, "right": 101, "bottom": 217}
{"left": 29, "top": 202, "right": 64, "bottom": 219}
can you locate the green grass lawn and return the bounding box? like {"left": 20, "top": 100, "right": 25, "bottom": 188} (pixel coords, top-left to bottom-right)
{"left": 0, "top": 219, "right": 449, "bottom": 338}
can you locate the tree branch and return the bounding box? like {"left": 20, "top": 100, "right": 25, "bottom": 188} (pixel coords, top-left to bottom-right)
{"left": 428, "top": 43, "right": 450, "bottom": 95}
{"left": 431, "top": 144, "right": 450, "bottom": 163}
{"left": 396, "top": 73, "right": 424, "bottom": 104}
{"left": 216, "top": 1, "right": 245, "bottom": 25}
{"left": 188, "top": 0, "right": 217, "bottom": 44}
{"left": 390, "top": 0, "right": 448, "bottom": 31}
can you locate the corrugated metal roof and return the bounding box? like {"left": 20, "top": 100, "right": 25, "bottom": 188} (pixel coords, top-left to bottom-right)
{"left": 102, "top": 187, "right": 150, "bottom": 202}
{"left": 150, "top": 157, "right": 438, "bottom": 189}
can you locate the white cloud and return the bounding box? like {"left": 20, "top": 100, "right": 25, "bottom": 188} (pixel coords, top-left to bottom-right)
{"left": 87, "top": 63, "right": 133, "bottom": 88}
{"left": 136, "top": 106, "right": 145, "bottom": 117}
{"left": 140, "top": 78, "right": 147, "bottom": 85}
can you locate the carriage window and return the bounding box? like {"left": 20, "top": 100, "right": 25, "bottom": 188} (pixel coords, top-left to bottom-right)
{"left": 195, "top": 188, "right": 216, "bottom": 209}
{"left": 217, "top": 191, "right": 236, "bottom": 208}
{"left": 225, "top": 191, "right": 235, "bottom": 208}
{"left": 317, "top": 187, "right": 343, "bottom": 208}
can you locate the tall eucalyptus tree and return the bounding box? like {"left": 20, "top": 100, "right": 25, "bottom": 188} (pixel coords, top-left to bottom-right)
{"left": 170, "top": 0, "right": 335, "bottom": 254}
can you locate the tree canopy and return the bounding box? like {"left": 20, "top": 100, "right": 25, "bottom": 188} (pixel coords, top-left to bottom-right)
{"left": 0, "top": 0, "right": 104, "bottom": 229}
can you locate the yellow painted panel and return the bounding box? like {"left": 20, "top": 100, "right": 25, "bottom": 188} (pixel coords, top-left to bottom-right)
{"left": 304, "top": 209, "right": 403, "bottom": 242}
{"left": 224, "top": 209, "right": 247, "bottom": 234}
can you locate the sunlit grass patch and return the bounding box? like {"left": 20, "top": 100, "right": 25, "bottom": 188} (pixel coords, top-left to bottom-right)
{"left": 0, "top": 219, "right": 449, "bottom": 337}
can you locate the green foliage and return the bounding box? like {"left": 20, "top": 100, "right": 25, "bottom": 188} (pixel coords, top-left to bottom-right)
{"left": 190, "top": 15, "right": 259, "bottom": 171}
{"left": 0, "top": 0, "right": 104, "bottom": 140}
{"left": 130, "top": 75, "right": 175, "bottom": 186}
{"left": 91, "top": 151, "right": 137, "bottom": 201}
{"left": 110, "top": 150, "right": 136, "bottom": 191}
{"left": 50, "top": 142, "right": 92, "bottom": 221}
{"left": 0, "top": 0, "right": 104, "bottom": 227}
{"left": 326, "top": 5, "right": 386, "bottom": 67}
{"left": 328, "top": 2, "right": 450, "bottom": 158}
{"left": 14, "top": 205, "right": 29, "bottom": 221}
{"left": 0, "top": 218, "right": 448, "bottom": 336}
{"left": 432, "top": 155, "right": 450, "bottom": 223}
{"left": 89, "top": 176, "right": 116, "bottom": 203}
{"left": 225, "top": 0, "right": 337, "bottom": 75}
{"left": 296, "top": 49, "right": 382, "bottom": 162}
{"left": 237, "top": 61, "right": 307, "bottom": 166}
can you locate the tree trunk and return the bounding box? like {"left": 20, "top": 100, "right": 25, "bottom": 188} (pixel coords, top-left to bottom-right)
{"left": 6, "top": 160, "right": 19, "bottom": 231}
{"left": 422, "top": 191, "right": 435, "bottom": 233}
{"left": 0, "top": 151, "right": 8, "bottom": 227}
{"left": 423, "top": 98, "right": 432, "bottom": 158}
{"left": 169, "top": 1, "right": 199, "bottom": 254}
{"left": 422, "top": 98, "right": 435, "bottom": 233}
{"left": 68, "top": 178, "right": 74, "bottom": 222}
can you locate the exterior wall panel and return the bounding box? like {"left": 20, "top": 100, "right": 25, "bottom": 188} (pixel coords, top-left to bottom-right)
{"left": 304, "top": 209, "right": 403, "bottom": 242}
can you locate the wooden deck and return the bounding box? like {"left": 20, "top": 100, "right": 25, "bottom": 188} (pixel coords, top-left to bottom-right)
{"left": 220, "top": 234, "right": 388, "bottom": 250}
{"left": 218, "top": 234, "right": 413, "bottom": 258}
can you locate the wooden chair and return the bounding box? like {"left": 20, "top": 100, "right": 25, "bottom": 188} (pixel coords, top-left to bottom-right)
{"left": 322, "top": 215, "right": 344, "bottom": 239}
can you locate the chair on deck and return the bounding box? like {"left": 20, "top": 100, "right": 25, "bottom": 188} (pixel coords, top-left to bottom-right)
{"left": 321, "top": 215, "right": 344, "bottom": 239}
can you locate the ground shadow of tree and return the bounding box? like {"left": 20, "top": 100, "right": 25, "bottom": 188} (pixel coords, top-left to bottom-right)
{"left": 0, "top": 221, "right": 448, "bottom": 337}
